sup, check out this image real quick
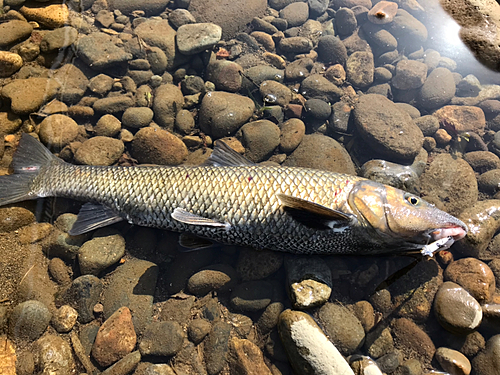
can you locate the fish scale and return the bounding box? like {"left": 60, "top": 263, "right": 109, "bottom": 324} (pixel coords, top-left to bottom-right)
{"left": 32, "top": 162, "right": 364, "bottom": 254}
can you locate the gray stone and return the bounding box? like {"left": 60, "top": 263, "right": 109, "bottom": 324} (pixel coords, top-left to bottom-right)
{"left": 392, "top": 60, "right": 427, "bottom": 90}
{"left": 456, "top": 74, "right": 481, "bottom": 97}
{"left": 146, "top": 47, "right": 168, "bottom": 75}
{"left": 77, "top": 32, "right": 132, "bottom": 70}
{"left": 300, "top": 74, "right": 343, "bottom": 103}
{"left": 206, "top": 60, "right": 243, "bottom": 92}
{"left": 176, "top": 23, "right": 222, "bottom": 55}
{"left": 230, "top": 281, "right": 274, "bottom": 311}
{"left": 236, "top": 249, "right": 284, "bottom": 281}
{"left": 336, "top": 7, "right": 357, "bottom": 36}
{"left": 280, "top": 2, "right": 309, "bottom": 27}
{"left": 304, "top": 99, "right": 331, "bottom": 121}
{"left": 362, "top": 23, "right": 397, "bottom": 53}
{"left": 387, "top": 9, "right": 428, "bottom": 49}
{"left": 317, "top": 35, "right": 348, "bottom": 65}
{"left": 419, "top": 67, "right": 456, "bottom": 110}
{"left": 205, "top": 321, "right": 232, "bottom": 375}
{"left": 101, "top": 351, "right": 141, "bottom": 375}
{"left": 139, "top": 321, "right": 184, "bottom": 356}
{"left": 188, "top": 319, "right": 211, "bottom": 344}
{"left": 238, "top": 120, "right": 280, "bottom": 162}
{"left": 40, "top": 26, "right": 78, "bottom": 52}
{"left": 279, "top": 36, "right": 313, "bottom": 54}
{"left": 67, "top": 275, "right": 103, "bottom": 323}
{"left": 78, "top": 230, "right": 126, "bottom": 275}
{"left": 187, "top": 264, "right": 238, "bottom": 295}
{"left": 280, "top": 118, "right": 305, "bottom": 153}
{"left": 9, "top": 300, "right": 51, "bottom": 341}
{"left": 153, "top": 83, "right": 184, "bottom": 128}
{"left": 169, "top": 9, "right": 196, "bottom": 28}
{"left": 346, "top": 51, "right": 374, "bottom": 89}
{"left": 414, "top": 115, "right": 439, "bottom": 136}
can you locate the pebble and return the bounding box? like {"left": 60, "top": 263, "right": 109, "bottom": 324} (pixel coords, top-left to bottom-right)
{"left": 199, "top": 91, "right": 255, "bottom": 138}
{"left": 419, "top": 67, "right": 456, "bottom": 110}
{"left": 260, "top": 80, "right": 292, "bottom": 106}
{"left": 433, "top": 105, "right": 486, "bottom": 134}
{"left": 95, "top": 114, "right": 122, "bottom": 137}
{"left": 139, "top": 321, "right": 184, "bottom": 356}
{"left": 346, "top": 51, "right": 374, "bottom": 89}
{"left": 236, "top": 249, "right": 283, "bottom": 281}
{"left": 228, "top": 337, "right": 272, "bottom": 374}
{"left": 465, "top": 151, "right": 500, "bottom": 173}
{"left": 456, "top": 74, "right": 482, "bottom": 97}
{"left": 304, "top": 98, "right": 331, "bottom": 121}
{"left": 188, "top": 319, "right": 211, "bottom": 344}
{"left": 471, "top": 334, "right": 500, "bottom": 375}
{"left": 187, "top": 264, "right": 238, "bottom": 295}
{"left": 280, "top": 2, "right": 309, "bottom": 27}
{"left": 93, "top": 96, "right": 135, "bottom": 114}
{"left": 435, "top": 347, "right": 471, "bottom": 375}
{"left": 1, "top": 78, "right": 61, "bottom": 115}
{"left": 368, "top": 1, "right": 398, "bottom": 24}
{"left": 40, "top": 26, "right": 78, "bottom": 52}
{"left": 434, "top": 281, "right": 482, "bottom": 334}
{"left": 336, "top": 7, "right": 357, "bottom": 36}
{"left": 278, "top": 309, "right": 355, "bottom": 375}
{"left": 252, "top": 31, "right": 275, "bottom": 51}
{"left": 444, "top": 258, "right": 495, "bottom": 303}
{"left": 38, "top": 114, "right": 80, "bottom": 151}
{"left": 92, "top": 306, "right": 137, "bottom": 367}
{"left": 205, "top": 321, "right": 232, "bottom": 375}
{"left": 415, "top": 115, "right": 440, "bottom": 136}
{"left": 283, "top": 134, "right": 356, "bottom": 174}
{"left": 387, "top": 10, "right": 428, "bottom": 49}
{"left": 300, "top": 74, "right": 343, "bottom": 103}
{"left": 0, "top": 51, "right": 23, "bottom": 77}
{"left": 0, "top": 207, "right": 35, "bottom": 233}
{"left": 35, "top": 334, "right": 74, "bottom": 374}
{"left": 9, "top": 300, "right": 51, "bottom": 341}
{"left": 122, "top": 107, "right": 154, "bottom": 128}
{"left": 280, "top": 118, "right": 305, "bottom": 153}
{"left": 51, "top": 305, "right": 78, "bottom": 333}
{"left": 101, "top": 351, "right": 141, "bottom": 375}
{"left": 419, "top": 153, "right": 478, "bottom": 216}
{"left": 391, "top": 318, "right": 435, "bottom": 366}
{"left": 77, "top": 32, "right": 132, "bottom": 70}
{"left": 176, "top": 23, "right": 222, "bottom": 55}
{"left": 238, "top": 120, "right": 280, "bottom": 162}
{"left": 150, "top": 83, "right": 183, "bottom": 128}
{"left": 317, "top": 35, "right": 348, "bottom": 65}
{"left": 325, "top": 64, "right": 347, "bottom": 86}
{"left": 78, "top": 230, "right": 126, "bottom": 275}
{"left": 349, "top": 356, "right": 384, "bottom": 375}
{"left": 20, "top": 3, "right": 69, "bottom": 28}
{"left": 48, "top": 257, "right": 72, "bottom": 285}
{"left": 366, "top": 326, "right": 394, "bottom": 359}
{"left": 230, "top": 280, "right": 274, "bottom": 311}
{"left": 74, "top": 136, "right": 124, "bottom": 166}
{"left": 392, "top": 60, "right": 427, "bottom": 90}
{"left": 66, "top": 275, "right": 103, "bottom": 323}
{"left": 0, "top": 20, "right": 32, "bottom": 48}
{"left": 206, "top": 60, "right": 243, "bottom": 93}
{"left": 285, "top": 58, "right": 314, "bottom": 81}
{"left": 360, "top": 159, "right": 422, "bottom": 194}
{"left": 279, "top": 36, "right": 313, "bottom": 54}
{"left": 131, "top": 127, "right": 188, "bottom": 165}
{"left": 353, "top": 94, "right": 423, "bottom": 162}
{"left": 285, "top": 256, "right": 332, "bottom": 309}
{"left": 89, "top": 74, "right": 114, "bottom": 96}
{"left": 102, "top": 259, "right": 158, "bottom": 334}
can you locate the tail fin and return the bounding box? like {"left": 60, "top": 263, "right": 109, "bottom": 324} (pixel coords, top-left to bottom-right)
{"left": 0, "top": 134, "right": 58, "bottom": 206}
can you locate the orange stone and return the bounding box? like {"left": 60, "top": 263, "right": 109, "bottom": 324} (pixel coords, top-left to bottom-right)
{"left": 434, "top": 105, "right": 486, "bottom": 135}
{"left": 368, "top": 1, "right": 398, "bottom": 24}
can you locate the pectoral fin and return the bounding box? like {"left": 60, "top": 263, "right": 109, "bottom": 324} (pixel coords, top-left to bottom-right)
{"left": 277, "top": 194, "right": 354, "bottom": 230}
{"left": 69, "top": 202, "right": 123, "bottom": 235}
{"left": 172, "top": 208, "right": 231, "bottom": 229}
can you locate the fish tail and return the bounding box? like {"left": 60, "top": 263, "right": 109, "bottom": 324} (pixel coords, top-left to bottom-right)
{"left": 0, "top": 134, "right": 58, "bottom": 206}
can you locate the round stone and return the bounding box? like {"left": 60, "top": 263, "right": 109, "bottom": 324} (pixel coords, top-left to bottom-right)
{"left": 39, "top": 114, "right": 79, "bottom": 151}
{"left": 131, "top": 127, "right": 188, "bottom": 165}
{"left": 0, "top": 51, "right": 23, "bottom": 78}
{"left": 74, "top": 136, "right": 124, "bottom": 166}
{"left": 9, "top": 300, "right": 52, "bottom": 341}
{"left": 51, "top": 305, "right": 78, "bottom": 333}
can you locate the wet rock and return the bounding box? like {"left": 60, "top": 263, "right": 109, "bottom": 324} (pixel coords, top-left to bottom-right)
{"left": 171, "top": 342, "right": 205, "bottom": 374}
{"left": 285, "top": 58, "right": 314, "bottom": 82}
{"left": 40, "top": 26, "right": 78, "bottom": 52}
{"left": 279, "top": 36, "right": 313, "bottom": 54}
{"left": 387, "top": 9, "right": 427, "bottom": 49}
{"left": 392, "top": 60, "right": 427, "bottom": 90}
{"left": 280, "top": 2, "right": 309, "bottom": 27}
{"left": 9, "top": 300, "right": 51, "bottom": 341}
{"left": 471, "top": 335, "right": 500, "bottom": 375}
{"left": 433, "top": 105, "right": 486, "bottom": 134}
{"left": 0, "top": 111, "right": 21, "bottom": 135}
{"left": 376, "top": 351, "right": 402, "bottom": 373}
{"left": 92, "top": 307, "right": 137, "bottom": 367}
{"left": 0, "top": 20, "right": 33, "bottom": 48}
{"left": 101, "top": 351, "right": 141, "bottom": 375}
{"left": 434, "top": 281, "right": 482, "bottom": 334}
{"left": 77, "top": 32, "right": 132, "bottom": 70}
{"left": 228, "top": 337, "right": 272, "bottom": 374}
{"left": 350, "top": 300, "right": 375, "bottom": 333}
{"left": 139, "top": 321, "right": 184, "bottom": 356}
{"left": 206, "top": 60, "right": 243, "bottom": 93}
{"left": 20, "top": 3, "right": 69, "bottom": 28}
{"left": 122, "top": 107, "right": 154, "bottom": 129}
{"left": 95, "top": 114, "right": 122, "bottom": 137}
{"left": 353, "top": 94, "right": 423, "bottom": 162}
{"left": 93, "top": 96, "right": 135, "bottom": 114}
{"left": 38, "top": 114, "right": 79, "bottom": 151}
{"left": 52, "top": 305, "right": 78, "bottom": 333}
{"left": 464, "top": 151, "right": 500, "bottom": 173}
{"left": 280, "top": 118, "right": 305, "bottom": 153}
{"left": 0, "top": 51, "right": 23, "bottom": 77}
{"left": 444, "top": 258, "right": 495, "bottom": 303}
{"left": 391, "top": 318, "right": 435, "bottom": 366}
{"left": 108, "top": 0, "right": 168, "bottom": 16}
{"left": 304, "top": 99, "right": 331, "bottom": 122}
{"left": 205, "top": 321, "right": 232, "bottom": 375}
{"left": 478, "top": 169, "right": 500, "bottom": 195}
{"left": 236, "top": 249, "right": 283, "bottom": 281}
{"left": 283, "top": 134, "right": 356, "bottom": 174}
{"left": 35, "top": 334, "right": 74, "bottom": 374}
{"left": 419, "top": 67, "right": 456, "bottom": 110}
{"left": 300, "top": 74, "right": 343, "bottom": 102}
{"left": 325, "top": 64, "right": 347, "bottom": 86}
{"left": 74, "top": 137, "right": 124, "bottom": 166}
{"left": 368, "top": 1, "right": 398, "bottom": 24}
{"left": 360, "top": 159, "right": 421, "bottom": 194}
{"left": 362, "top": 24, "right": 397, "bottom": 54}
{"left": 278, "top": 309, "right": 355, "bottom": 375}
{"left": 230, "top": 281, "right": 274, "bottom": 311}
{"left": 260, "top": 80, "right": 292, "bottom": 106}
{"left": 48, "top": 257, "right": 72, "bottom": 285}
{"left": 374, "top": 67, "right": 392, "bottom": 83}
{"left": 336, "top": 7, "right": 357, "bottom": 36}
{"left": 176, "top": 23, "right": 222, "bottom": 55}
{"left": 66, "top": 275, "right": 103, "bottom": 323}
{"left": 346, "top": 51, "right": 374, "bottom": 89}
{"left": 317, "top": 35, "right": 348, "bottom": 65}
{"left": 1, "top": 78, "right": 60, "bottom": 115}
{"left": 365, "top": 326, "right": 394, "bottom": 359}
{"left": 435, "top": 347, "right": 471, "bottom": 375}
{"left": 285, "top": 256, "right": 332, "bottom": 309}
{"left": 89, "top": 74, "right": 114, "bottom": 96}
{"left": 187, "top": 264, "right": 238, "bottom": 295}
{"left": 78, "top": 230, "right": 126, "bottom": 275}
{"left": 419, "top": 153, "right": 478, "bottom": 216}
{"left": 252, "top": 31, "right": 275, "bottom": 51}
{"left": 131, "top": 127, "right": 188, "bottom": 165}
{"left": 414, "top": 115, "right": 440, "bottom": 136}
{"left": 238, "top": 120, "right": 280, "bottom": 162}
{"left": 456, "top": 74, "right": 482, "bottom": 97}
{"left": 188, "top": 319, "right": 211, "bottom": 344}
{"left": 152, "top": 83, "right": 184, "bottom": 128}
{"left": 199, "top": 91, "right": 255, "bottom": 138}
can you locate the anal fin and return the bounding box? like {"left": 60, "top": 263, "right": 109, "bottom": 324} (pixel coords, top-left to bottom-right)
{"left": 69, "top": 202, "right": 123, "bottom": 235}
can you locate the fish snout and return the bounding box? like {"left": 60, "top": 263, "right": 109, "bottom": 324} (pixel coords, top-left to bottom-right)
{"left": 431, "top": 224, "right": 468, "bottom": 241}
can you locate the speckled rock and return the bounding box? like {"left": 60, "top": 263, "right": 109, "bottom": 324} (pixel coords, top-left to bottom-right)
{"left": 78, "top": 230, "right": 126, "bottom": 275}
{"left": 0, "top": 51, "right": 23, "bottom": 77}
{"left": 122, "top": 107, "right": 154, "bottom": 129}
{"left": 419, "top": 67, "right": 456, "bottom": 110}
{"left": 346, "top": 51, "right": 374, "bottom": 89}
{"left": 74, "top": 137, "right": 124, "bottom": 166}
{"left": 444, "top": 258, "right": 495, "bottom": 303}
{"left": 419, "top": 153, "right": 478, "bottom": 216}
{"left": 39, "top": 114, "right": 80, "bottom": 151}
{"left": 176, "top": 23, "right": 222, "bottom": 55}
{"left": 199, "top": 91, "right": 255, "bottom": 139}
{"left": 1, "top": 78, "right": 60, "bottom": 115}
{"left": 77, "top": 32, "right": 132, "bottom": 70}
{"left": 66, "top": 275, "right": 103, "bottom": 324}
{"left": 51, "top": 305, "right": 78, "bottom": 333}
{"left": 392, "top": 60, "right": 427, "bottom": 90}
{"left": 300, "top": 74, "right": 343, "bottom": 103}
{"left": 205, "top": 321, "right": 232, "bottom": 375}
{"left": 228, "top": 337, "right": 272, "bottom": 374}
{"left": 0, "top": 20, "right": 33, "bottom": 48}
{"left": 139, "top": 321, "right": 184, "bottom": 357}
{"left": 20, "top": 3, "right": 70, "bottom": 28}
{"left": 391, "top": 318, "right": 435, "bottom": 366}
{"left": 92, "top": 307, "right": 137, "bottom": 367}
{"left": 434, "top": 105, "right": 486, "bottom": 134}
{"left": 238, "top": 120, "right": 280, "bottom": 162}
{"left": 283, "top": 134, "right": 356, "bottom": 174}
{"left": 35, "top": 334, "right": 74, "bottom": 374}
{"left": 9, "top": 300, "right": 51, "bottom": 341}
{"left": 280, "top": 118, "right": 305, "bottom": 153}
{"left": 317, "top": 35, "right": 348, "bottom": 66}
{"left": 435, "top": 347, "right": 471, "bottom": 375}
{"left": 280, "top": 2, "right": 309, "bottom": 27}
{"left": 278, "top": 309, "right": 355, "bottom": 375}
{"left": 353, "top": 94, "right": 423, "bottom": 162}
{"left": 472, "top": 335, "right": 500, "bottom": 375}
{"left": 464, "top": 151, "right": 500, "bottom": 173}
{"left": 260, "top": 80, "right": 292, "bottom": 106}
{"left": 434, "top": 281, "right": 482, "bottom": 334}
{"left": 40, "top": 26, "right": 78, "bottom": 52}
{"left": 95, "top": 114, "right": 122, "bottom": 137}
{"left": 415, "top": 115, "right": 440, "bottom": 136}
{"left": 131, "top": 127, "right": 188, "bottom": 165}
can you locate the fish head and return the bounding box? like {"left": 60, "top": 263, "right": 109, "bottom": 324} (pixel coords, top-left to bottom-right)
{"left": 347, "top": 180, "right": 467, "bottom": 246}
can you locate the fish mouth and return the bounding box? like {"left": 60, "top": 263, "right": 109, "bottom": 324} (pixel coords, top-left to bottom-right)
{"left": 430, "top": 225, "right": 468, "bottom": 241}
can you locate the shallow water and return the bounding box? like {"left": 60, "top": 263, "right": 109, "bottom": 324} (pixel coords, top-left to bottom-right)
{"left": 0, "top": 0, "right": 499, "bottom": 374}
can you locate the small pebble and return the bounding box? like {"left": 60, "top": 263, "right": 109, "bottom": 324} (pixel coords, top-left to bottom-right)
{"left": 52, "top": 305, "right": 78, "bottom": 333}
{"left": 435, "top": 347, "right": 471, "bottom": 375}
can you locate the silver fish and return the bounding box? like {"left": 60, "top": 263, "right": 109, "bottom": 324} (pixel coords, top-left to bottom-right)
{"left": 0, "top": 134, "right": 467, "bottom": 255}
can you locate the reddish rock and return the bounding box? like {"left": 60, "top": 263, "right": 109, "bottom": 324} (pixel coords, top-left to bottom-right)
{"left": 434, "top": 105, "right": 486, "bottom": 135}
{"left": 444, "top": 258, "right": 496, "bottom": 303}
{"left": 131, "top": 127, "right": 188, "bottom": 166}
{"left": 92, "top": 307, "right": 137, "bottom": 367}
{"left": 368, "top": 1, "right": 398, "bottom": 24}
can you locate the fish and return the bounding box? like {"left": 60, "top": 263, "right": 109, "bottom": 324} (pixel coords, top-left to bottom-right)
{"left": 0, "top": 133, "right": 467, "bottom": 255}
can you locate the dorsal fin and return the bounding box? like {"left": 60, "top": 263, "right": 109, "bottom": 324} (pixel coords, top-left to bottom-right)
{"left": 203, "top": 140, "right": 255, "bottom": 167}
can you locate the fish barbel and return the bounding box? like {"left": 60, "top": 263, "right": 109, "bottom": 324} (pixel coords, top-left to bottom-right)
{"left": 0, "top": 134, "right": 467, "bottom": 255}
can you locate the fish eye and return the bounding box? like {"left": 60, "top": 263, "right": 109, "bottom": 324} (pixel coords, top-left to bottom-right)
{"left": 406, "top": 195, "right": 420, "bottom": 206}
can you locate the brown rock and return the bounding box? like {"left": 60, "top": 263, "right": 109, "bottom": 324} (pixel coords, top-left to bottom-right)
{"left": 39, "top": 114, "right": 80, "bottom": 151}
{"left": 434, "top": 105, "right": 486, "bottom": 135}
{"left": 368, "top": 1, "right": 398, "bottom": 24}
{"left": 206, "top": 60, "right": 243, "bottom": 93}
{"left": 92, "top": 307, "right": 137, "bottom": 367}
{"left": 228, "top": 337, "right": 272, "bottom": 375}
{"left": 0, "top": 51, "right": 23, "bottom": 78}
{"left": 444, "top": 258, "right": 496, "bottom": 303}
{"left": 0, "top": 337, "right": 15, "bottom": 375}
{"left": 1, "top": 78, "right": 61, "bottom": 115}
{"left": 280, "top": 118, "right": 305, "bottom": 153}
{"left": 391, "top": 318, "right": 435, "bottom": 365}
{"left": 131, "top": 127, "right": 188, "bottom": 165}
{"left": 20, "top": 3, "right": 70, "bottom": 29}
{"left": 435, "top": 347, "right": 471, "bottom": 375}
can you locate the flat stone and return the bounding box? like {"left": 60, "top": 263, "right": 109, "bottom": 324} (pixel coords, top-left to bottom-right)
{"left": 187, "top": 264, "right": 238, "bottom": 295}
{"left": 20, "top": 3, "right": 70, "bottom": 29}
{"left": 392, "top": 60, "right": 427, "bottom": 90}
{"left": 133, "top": 19, "right": 178, "bottom": 70}
{"left": 299, "top": 73, "right": 343, "bottom": 103}
{"left": 236, "top": 249, "right": 283, "bottom": 281}
{"left": 77, "top": 32, "right": 132, "bottom": 70}
{"left": 230, "top": 281, "right": 274, "bottom": 312}
{"left": 0, "top": 20, "right": 33, "bottom": 48}
{"left": 177, "top": 23, "right": 222, "bottom": 55}
{"left": 78, "top": 230, "right": 126, "bottom": 275}
{"left": 238, "top": 120, "right": 280, "bottom": 162}
{"left": 122, "top": 107, "right": 154, "bottom": 128}
{"left": 93, "top": 96, "right": 135, "bottom": 114}
{"left": 1, "top": 78, "right": 60, "bottom": 115}
{"left": 434, "top": 105, "right": 486, "bottom": 134}
{"left": 139, "top": 321, "right": 184, "bottom": 356}
{"left": 40, "top": 26, "right": 78, "bottom": 52}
